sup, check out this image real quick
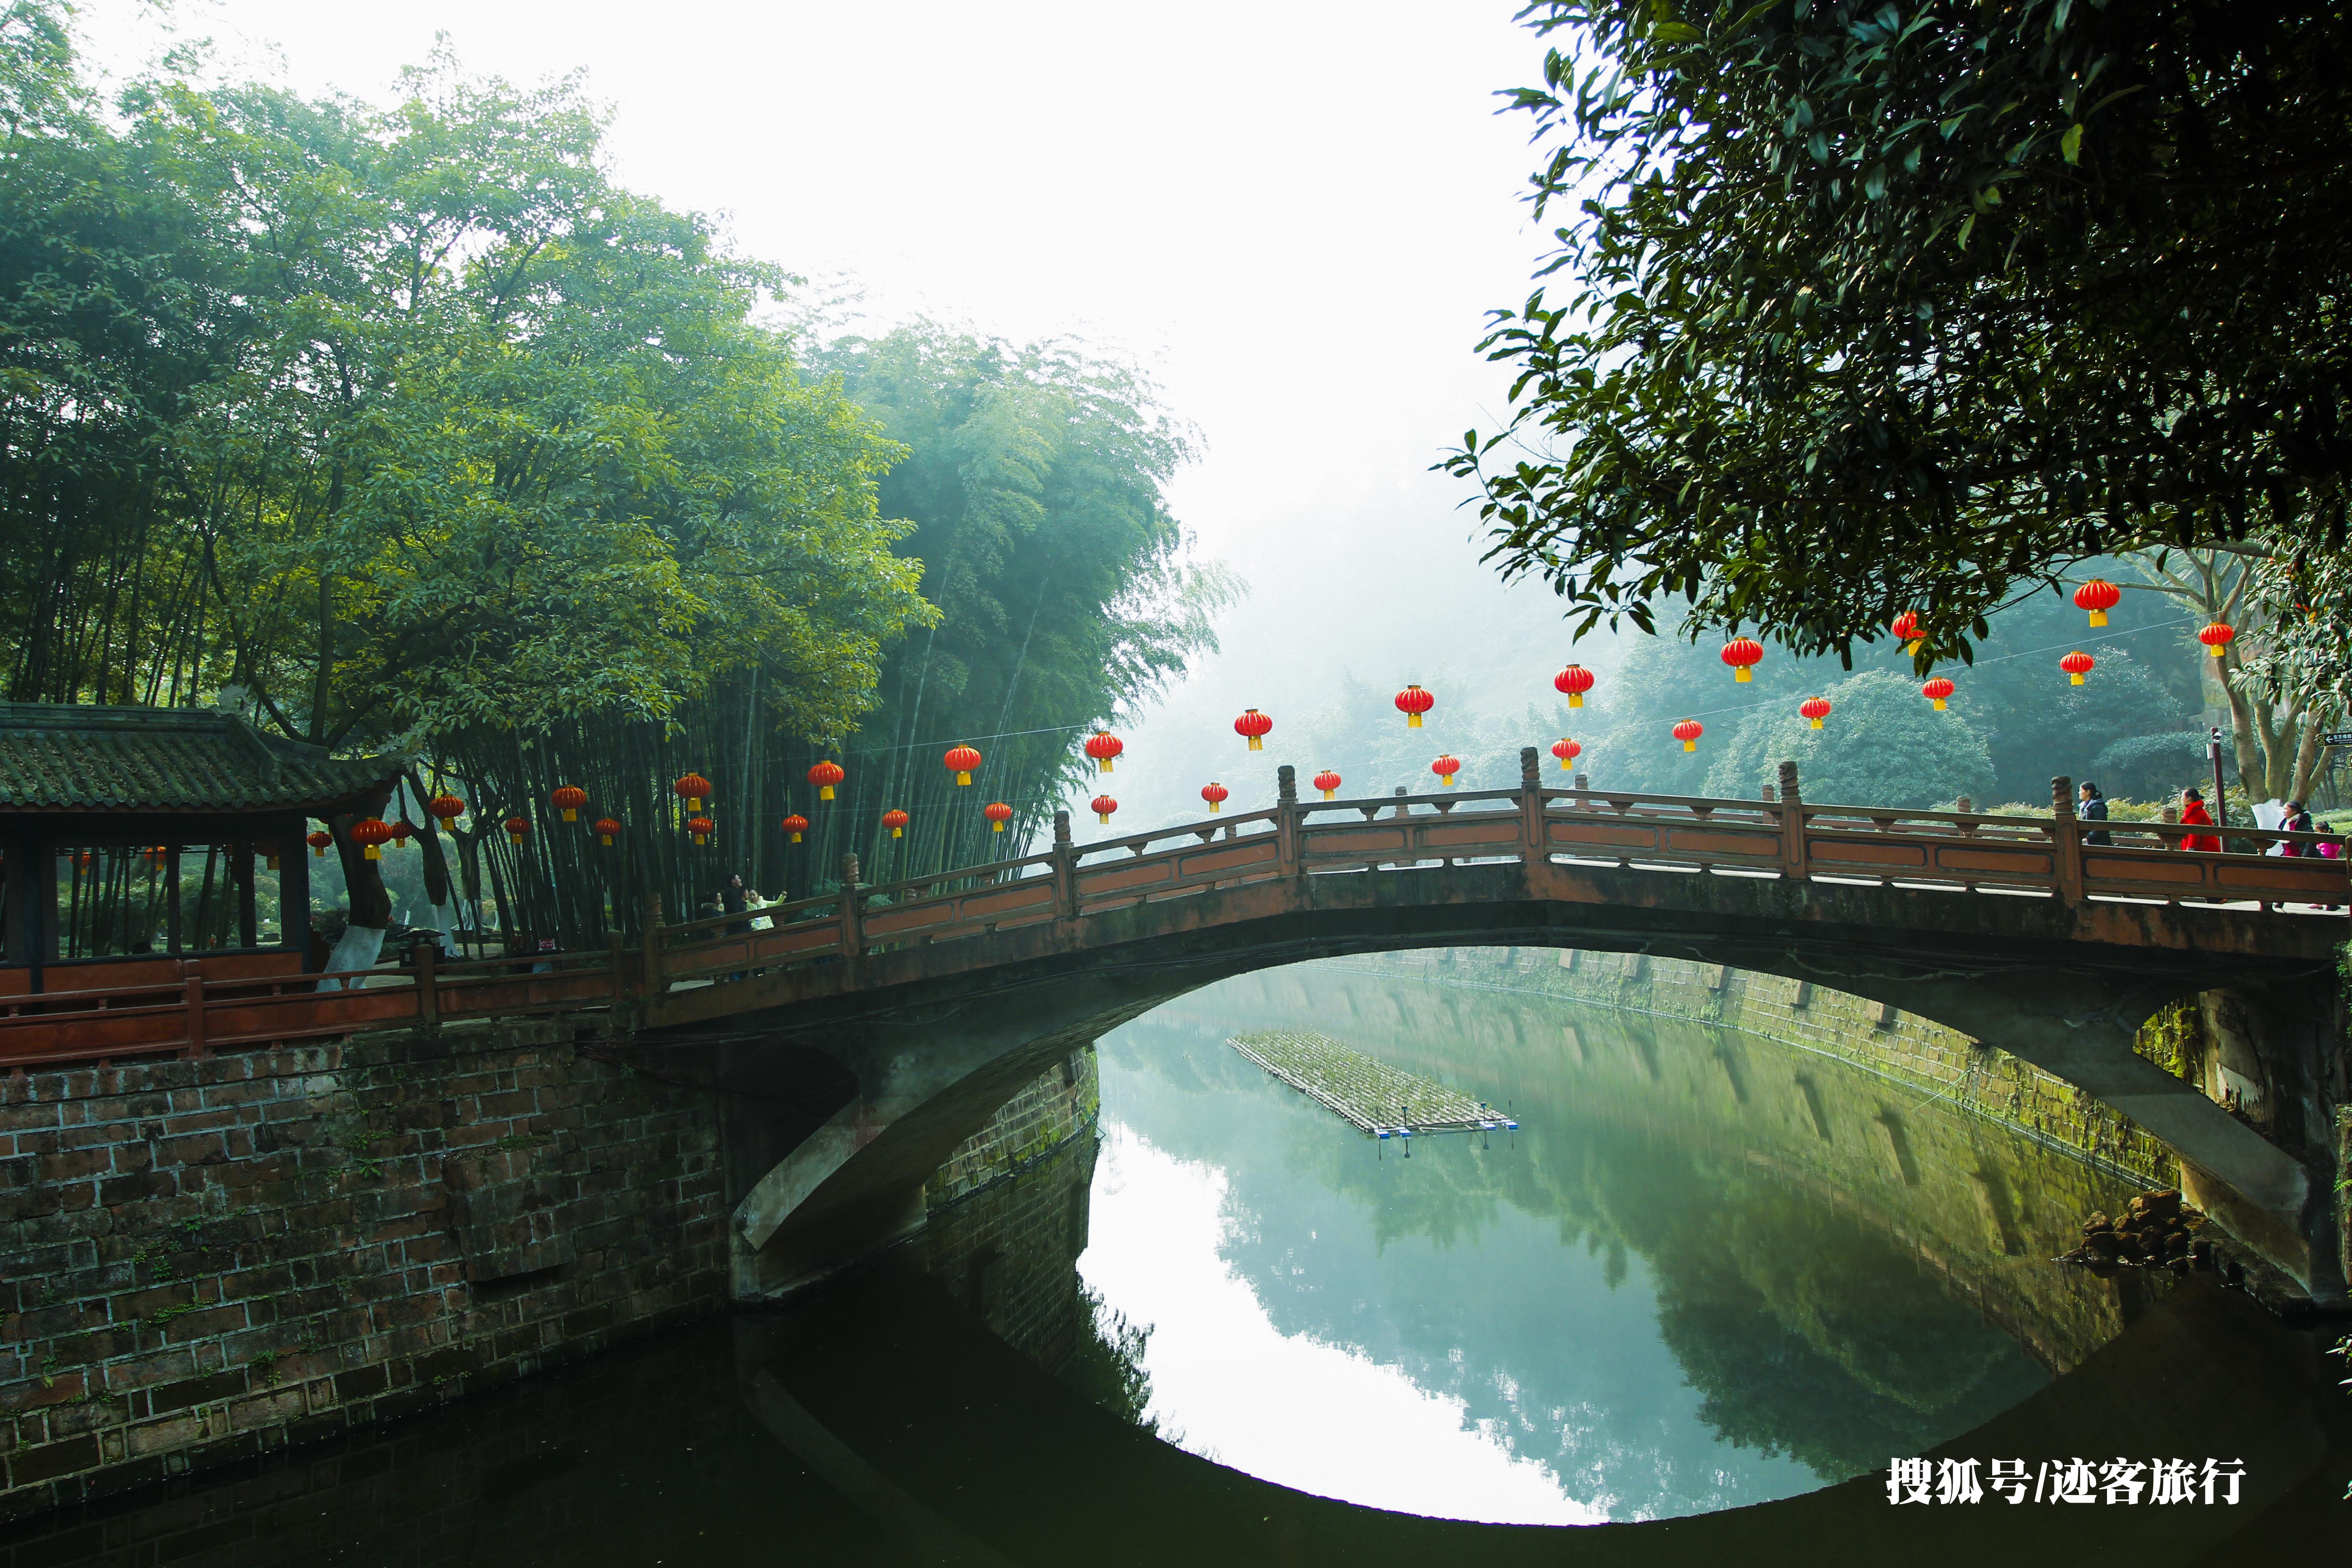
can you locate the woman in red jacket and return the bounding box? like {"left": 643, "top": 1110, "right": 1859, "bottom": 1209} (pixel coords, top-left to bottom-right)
{"left": 2177, "top": 787, "right": 2221, "bottom": 852}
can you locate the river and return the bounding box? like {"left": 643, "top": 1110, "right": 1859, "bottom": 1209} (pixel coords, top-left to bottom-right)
{"left": 3, "top": 954, "right": 2345, "bottom": 1565}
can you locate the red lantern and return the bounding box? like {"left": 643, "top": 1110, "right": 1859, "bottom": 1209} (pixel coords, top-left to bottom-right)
{"left": 1553, "top": 664, "right": 1594, "bottom": 709}
{"left": 145, "top": 844, "right": 168, "bottom": 869}
{"left": 350, "top": 818, "right": 394, "bottom": 862}
{"left": 780, "top": 813, "right": 809, "bottom": 843}
{"left": 673, "top": 774, "right": 712, "bottom": 812}
{"left": 1091, "top": 794, "right": 1118, "bottom": 826}
{"left": 1084, "top": 731, "right": 1124, "bottom": 773}
{"left": 1234, "top": 708, "right": 1273, "bottom": 751}
{"left": 808, "top": 760, "right": 844, "bottom": 801}
{"left": 881, "top": 809, "right": 908, "bottom": 839}
{"left": 944, "top": 745, "right": 982, "bottom": 786}
{"left": 1890, "top": 611, "right": 1923, "bottom": 653}
{"left": 550, "top": 785, "right": 587, "bottom": 823}
{"left": 1799, "top": 697, "right": 1832, "bottom": 730}
{"left": 594, "top": 817, "right": 622, "bottom": 846}
{"left": 2198, "top": 621, "right": 2235, "bottom": 658}
{"left": 1395, "top": 684, "right": 1434, "bottom": 728}
{"left": 306, "top": 829, "right": 333, "bottom": 859}
{"left": 687, "top": 815, "right": 715, "bottom": 845}
{"left": 505, "top": 815, "right": 531, "bottom": 845}
{"left": 1312, "top": 769, "right": 1342, "bottom": 799}
{"left": 1721, "top": 637, "right": 1764, "bottom": 683}
{"left": 429, "top": 794, "right": 465, "bottom": 825}
{"left": 390, "top": 818, "right": 415, "bottom": 848}
{"left": 1431, "top": 754, "right": 1461, "bottom": 787}
{"left": 2060, "top": 651, "right": 2095, "bottom": 686}
{"left": 983, "top": 802, "right": 1014, "bottom": 833}
{"left": 1673, "top": 720, "right": 1704, "bottom": 752}
{"left": 2073, "top": 578, "right": 2120, "bottom": 628}
{"left": 1550, "top": 738, "right": 1581, "bottom": 770}
{"left": 1922, "top": 676, "right": 1955, "bottom": 710}
{"left": 1201, "top": 782, "right": 1229, "bottom": 814}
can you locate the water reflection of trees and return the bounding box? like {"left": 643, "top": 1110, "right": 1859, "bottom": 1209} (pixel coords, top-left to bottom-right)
{"left": 1058, "top": 1284, "right": 1158, "bottom": 1434}
{"left": 1110, "top": 970, "right": 2138, "bottom": 1500}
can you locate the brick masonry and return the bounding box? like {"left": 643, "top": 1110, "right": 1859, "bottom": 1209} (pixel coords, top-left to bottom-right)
{"left": 922, "top": 1049, "right": 1100, "bottom": 1374}
{"left": 0, "top": 1016, "right": 729, "bottom": 1522}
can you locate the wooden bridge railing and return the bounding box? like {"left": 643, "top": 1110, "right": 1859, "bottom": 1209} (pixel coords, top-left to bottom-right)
{"left": 5, "top": 754, "right": 2344, "bottom": 1069}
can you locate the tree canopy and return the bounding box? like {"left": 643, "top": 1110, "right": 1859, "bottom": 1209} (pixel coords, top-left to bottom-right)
{"left": 1445, "top": 1, "right": 2352, "bottom": 670}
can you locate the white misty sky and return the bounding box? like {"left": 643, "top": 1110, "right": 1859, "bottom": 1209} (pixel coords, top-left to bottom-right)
{"left": 79, "top": 0, "right": 1594, "bottom": 827}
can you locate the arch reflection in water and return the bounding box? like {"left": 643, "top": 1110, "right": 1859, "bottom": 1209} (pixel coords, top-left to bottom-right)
{"left": 1077, "top": 955, "right": 2149, "bottom": 1521}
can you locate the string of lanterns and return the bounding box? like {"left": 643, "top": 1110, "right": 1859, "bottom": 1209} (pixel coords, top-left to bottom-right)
{"left": 310, "top": 604, "right": 2244, "bottom": 863}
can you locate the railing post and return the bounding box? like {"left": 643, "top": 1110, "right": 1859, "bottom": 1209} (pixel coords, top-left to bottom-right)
{"left": 1777, "top": 761, "right": 1808, "bottom": 883}
{"left": 1276, "top": 765, "right": 1302, "bottom": 877}
{"left": 2051, "top": 775, "right": 2085, "bottom": 907}
{"left": 838, "top": 855, "right": 865, "bottom": 972}
{"left": 1519, "top": 746, "right": 1544, "bottom": 864}
{"left": 641, "top": 894, "right": 663, "bottom": 997}
{"left": 1050, "top": 812, "right": 1078, "bottom": 921}
{"left": 412, "top": 937, "right": 440, "bottom": 1026}
{"left": 182, "top": 964, "right": 207, "bottom": 1059}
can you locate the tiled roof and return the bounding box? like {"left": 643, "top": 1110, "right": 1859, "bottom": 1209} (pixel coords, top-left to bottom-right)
{"left": 0, "top": 704, "right": 405, "bottom": 815}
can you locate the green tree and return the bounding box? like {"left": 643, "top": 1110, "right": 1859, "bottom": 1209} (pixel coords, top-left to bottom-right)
{"left": 1444, "top": 1, "right": 2352, "bottom": 668}
{"left": 1705, "top": 671, "right": 1995, "bottom": 808}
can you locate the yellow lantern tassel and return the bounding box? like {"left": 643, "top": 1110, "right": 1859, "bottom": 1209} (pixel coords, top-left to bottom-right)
{"left": 1808, "top": 716, "right": 1824, "bottom": 730}
{"left": 1734, "top": 668, "right": 1751, "bottom": 683}
{"left": 266, "top": 855, "right": 279, "bottom": 870}
{"left": 1932, "top": 696, "right": 1948, "bottom": 710}
{"left": 1247, "top": 736, "right": 1262, "bottom": 751}
{"left": 364, "top": 845, "right": 380, "bottom": 861}
{"left": 686, "top": 795, "right": 701, "bottom": 812}
{"left": 2069, "top": 672, "right": 2086, "bottom": 686}
{"left": 1321, "top": 787, "right": 1336, "bottom": 799}
{"left": 1207, "top": 799, "right": 1220, "bottom": 813}
{"left": 1682, "top": 738, "right": 1697, "bottom": 752}
{"left": 2089, "top": 609, "right": 2108, "bottom": 627}
{"left": 1568, "top": 693, "right": 1582, "bottom": 709}
{"left": 601, "top": 833, "right": 615, "bottom": 846}
{"left": 891, "top": 825, "right": 902, "bottom": 838}
{"left": 561, "top": 808, "right": 577, "bottom": 822}
{"left": 956, "top": 770, "right": 971, "bottom": 785}
{"left": 819, "top": 784, "right": 834, "bottom": 800}
{"left": 1096, "top": 810, "right": 1111, "bottom": 825}
{"left": 1099, "top": 757, "right": 1114, "bottom": 774}
{"left": 1441, "top": 774, "right": 1455, "bottom": 788}
{"left": 2208, "top": 643, "right": 2226, "bottom": 658}
{"left": 990, "top": 819, "right": 1004, "bottom": 832}
{"left": 1906, "top": 638, "right": 1924, "bottom": 656}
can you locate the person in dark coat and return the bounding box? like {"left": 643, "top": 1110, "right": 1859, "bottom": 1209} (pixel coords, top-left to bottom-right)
{"left": 2279, "top": 799, "right": 2314, "bottom": 856}
{"left": 2077, "top": 781, "right": 2111, "bottom": 847}
{"left": 720, "top": 872, "right": 751, "bottom": 935}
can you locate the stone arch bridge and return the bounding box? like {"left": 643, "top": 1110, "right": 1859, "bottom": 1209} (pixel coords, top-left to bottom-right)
{"left": 618, "top": 753, "right": 2349, "bottom": 1307}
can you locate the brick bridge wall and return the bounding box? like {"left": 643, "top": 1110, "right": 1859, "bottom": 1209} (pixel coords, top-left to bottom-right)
{"left": 0, "top": 1016, "right": 1099, "bottom": 1525}
{"left": 0, "top": 1018, "right": 730, "bottom": 1522}
{"left": 921, "top": 1049, "right": 1101, "bottom": 1375}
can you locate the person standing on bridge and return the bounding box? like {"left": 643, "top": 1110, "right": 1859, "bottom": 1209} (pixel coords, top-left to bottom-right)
{"left": 720, "top": 872, "right": 752, "bottom": 936}
{"left": 2078, "top": 781, "right": 2111, "bottom": 847}
{"left": 2177, "top": 788, "right": 2221, "bottom": 853}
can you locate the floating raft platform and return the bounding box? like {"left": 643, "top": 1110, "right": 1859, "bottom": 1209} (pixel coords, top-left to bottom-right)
{"left": 1228, "top": 1029, "right": 1514, "bottom": 1139}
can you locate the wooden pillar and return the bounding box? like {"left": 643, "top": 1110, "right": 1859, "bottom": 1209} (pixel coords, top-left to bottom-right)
{"left": 280, "top": 815, "right": 312, "bottom": 969}
{"left": 1050, "top": 812, "right": 1078, "bottom": 921}
{"left": 838, "top": 854, "right": 865, "bottom": 973}
{"left": 2052, "top": 775, "right": 2085, "bottom": 907}
{"left": 1777, "top": 761, "right": 1808, "bottom": 882}
{"left": 164, "top": 843, "right": 182, "bottom": 954}
{"left": 1519, "top": 746, "right": 1544, "bottom": 862}
{"left": 235, "top": 844, "right": 258, "bottom": 948}
{"left": 1276, "top": 766, "right": 1301, "bottom": 877}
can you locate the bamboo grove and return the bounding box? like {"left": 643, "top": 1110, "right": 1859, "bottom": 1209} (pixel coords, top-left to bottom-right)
{"left": 1, "top": 5, "right": 1225, "bottom": 949}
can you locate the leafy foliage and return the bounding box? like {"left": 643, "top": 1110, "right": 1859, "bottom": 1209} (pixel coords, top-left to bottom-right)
{"left": 1445, "top": 1, "right": 2352, "bottom": 666}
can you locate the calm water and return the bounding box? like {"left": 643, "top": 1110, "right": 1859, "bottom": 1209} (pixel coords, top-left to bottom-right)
{"left": 5, "top": 956, "right": 2347, "bottom": 1566}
